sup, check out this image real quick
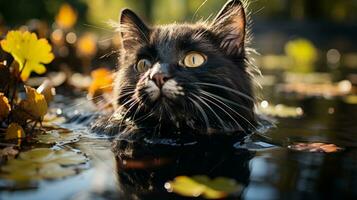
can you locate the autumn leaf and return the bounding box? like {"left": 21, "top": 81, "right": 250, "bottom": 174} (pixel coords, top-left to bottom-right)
{"left": 55, "top": 3, "right": 78, "bottom": 29}
{"left": 0, "top": 93, "right": 11, "bottom": 121}
{"left": 5, "top": 123, "right": 25, "bottom": 140}
{"left": 288, "top": 142, "right": 343, "bottom": 153}
{"left": 0, "top": 31, "right": 54, "bottom": 80}
{"left": 165, "top": 175, "right": 242, "bottom": 199}
{"left": 19, "top": 86, "right": 48, "bottom": 121}
{"left": 88, "top": 68, "right": 114, "bottom": 97}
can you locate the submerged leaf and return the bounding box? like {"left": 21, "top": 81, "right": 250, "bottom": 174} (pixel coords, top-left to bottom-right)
{"left": 288, "top": 142, "right": 343, "bottom": 153}
{"left": 5, "top": 123, "right": 25, "bottom": 140}
{"left": 19, "top": 86, "right": 48, "bottom": 120}
{"left": 165, "top": 175, "right": 242, "bottom": 199}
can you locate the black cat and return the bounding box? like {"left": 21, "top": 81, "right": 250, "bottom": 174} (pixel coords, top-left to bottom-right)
{"left": 92, "top": 0, "right": 258, "bottom": 152}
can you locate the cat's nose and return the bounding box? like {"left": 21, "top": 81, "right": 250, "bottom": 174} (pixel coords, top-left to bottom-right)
{"left": 151, "top": 73, "right": 170, "bottom": 88}
{"left": 149, "top": 63, "right": 172, "bottom": 88}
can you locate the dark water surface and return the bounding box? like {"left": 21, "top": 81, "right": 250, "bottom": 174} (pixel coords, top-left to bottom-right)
{"left": 0, "top": 94, "right": 356, "bottom": 200}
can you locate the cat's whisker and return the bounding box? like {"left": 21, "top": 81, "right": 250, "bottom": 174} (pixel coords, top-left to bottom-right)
{"left": 118, "top": 99, "right": 139, "bottom": 129}
{"left": 191, "top": 93, "right": 229, "bottom": 131}
{"left": 199, "top": 89, "right": 251, "bottom": 112}
{"left": 199, "top": 90, "right": 257, "bottom": 130}
{"left": 131, "top": 93, "right": 149, "bottom": 121}
{"left": 188, "top": 97, "right": 210, "bottom": 132}
{"left": 193, "top": 82, "right": 255, "bottom": 102}
{"left": 191, "top": 0, "right": 208, "bottom": 21}
{"left": 198, "top": 94, "right": 243, "bottom": 131}
{"left": 100, "top": 50, "right": 120, "bottom": 59}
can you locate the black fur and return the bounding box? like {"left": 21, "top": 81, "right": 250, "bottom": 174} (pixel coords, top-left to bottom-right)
{"left": 95, "top": 0, "right": 257, "bottom": 142}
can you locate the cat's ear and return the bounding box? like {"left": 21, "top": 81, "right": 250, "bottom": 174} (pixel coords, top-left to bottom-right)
{"left": 211, "top": 0, "right": 246, "bottom": 56}
{"left": 119, "top": 9, "right": 150, "bottom": 48}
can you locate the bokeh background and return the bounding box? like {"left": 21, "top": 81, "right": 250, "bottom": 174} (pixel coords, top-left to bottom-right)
{"left": 1, "top": 0, "right": 357, "bottom": 85}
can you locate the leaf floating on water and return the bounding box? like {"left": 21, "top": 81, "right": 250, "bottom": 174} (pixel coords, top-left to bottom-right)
{"left": 19, "top": 86, "right": 48, "bottom": 121}
{"left": 257, "top": 101, "right": 303, "bottom": 118}
{"left": 165, "top": 175, "right": 242, "bottom": 199}
{"left": 0, "top": 148, "right": 87, "bottom": 182}
{"left": 288, "top": 142, "right": 343, "bottom": 153}
{"left": 5, "top": 123, "right": 25, "bottom": 140}
{"left": 34, "top": 130, "right": 80, "bottom": 145}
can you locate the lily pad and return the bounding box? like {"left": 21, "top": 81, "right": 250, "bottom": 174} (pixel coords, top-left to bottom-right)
{"left": 165, "top": 175, "right": 242, "bottom": 199}
{"left": 0, "top": 148, "right": 87, "bottom": 182}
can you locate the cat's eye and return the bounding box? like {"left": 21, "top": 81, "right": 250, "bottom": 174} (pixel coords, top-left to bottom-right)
{"left": 183, "top": 52, "right": 206, "bottom": 68}
{"left": 135, "top": 59, "right": 152, "bottom": 72}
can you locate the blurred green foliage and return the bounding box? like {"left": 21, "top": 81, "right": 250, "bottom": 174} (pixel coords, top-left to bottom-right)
{"left": 285, "top": 38, "right": 318, "bottom": 73}
{"left": 1, "top": 0, "right": 357, "bottom": 30}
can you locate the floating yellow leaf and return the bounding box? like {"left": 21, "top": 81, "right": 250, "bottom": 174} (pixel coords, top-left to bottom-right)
{"left": 88, "top": 68, "right": 114, "bottom": 97}
{"left": 56, "top": 3, "right": 78, "bottom": 29}
{"left": 0, "top": 31, "right": 54, "bottom": 80}
{"left": 5, "top": 123, "right": 25, "bottom": 140}
{"left": 0, "top": 93, "right": 11, "bottom": 121}
{"left": 20, "top": 86, "right": 48, "bottom": 121}
{"left": 0, "top": 148, "right": 87, "bottom": 182}
{"left": 165, "top": 175, "right": 242, "bottom": 199}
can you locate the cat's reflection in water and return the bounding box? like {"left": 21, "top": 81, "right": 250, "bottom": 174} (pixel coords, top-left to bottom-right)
{"left": 114, "top": 136, "right": 254, "bottom": 199}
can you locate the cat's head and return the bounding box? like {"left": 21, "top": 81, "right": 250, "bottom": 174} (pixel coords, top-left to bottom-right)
{"left": 115, "top": 0, "right": 256, "bottom": 135}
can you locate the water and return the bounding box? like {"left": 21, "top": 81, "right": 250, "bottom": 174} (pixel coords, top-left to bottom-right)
{"left": 1, "top": 92, "right": 356, "bottom": 199}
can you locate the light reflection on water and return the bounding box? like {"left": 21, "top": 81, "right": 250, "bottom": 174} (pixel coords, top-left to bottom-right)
{"left": 1, "top": 94, "right": 357, "bottom": 199}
